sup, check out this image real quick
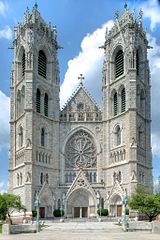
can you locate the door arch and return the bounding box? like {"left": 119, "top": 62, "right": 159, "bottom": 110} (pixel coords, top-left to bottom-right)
{"left": 110, "top": 194, "right": 122, "bottom": 217}
{"left": 66, "top": 188, "right": 96, "bottom": 218}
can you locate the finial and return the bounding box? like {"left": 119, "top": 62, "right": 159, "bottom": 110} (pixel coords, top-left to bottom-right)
{"left": 52, "top": 25, "right": 57, "bottom": 40}
{"left": 114, "top": 9, "right": 119, "bottom": 19}
{"left": 35, "top": 1, "right": 38, "bottom": 9}
{"left": 124, "top": 2, "right": 128, "bottom": 10}
{"left": 78, "top": 74, "right": 84, "bottom": 85}
{"left": 139, "top": 9, "right": 143, "bottom": 22}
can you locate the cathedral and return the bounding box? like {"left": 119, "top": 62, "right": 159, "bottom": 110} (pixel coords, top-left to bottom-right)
{"left": 8, "top": 4, "right": 152, "bottom": 218}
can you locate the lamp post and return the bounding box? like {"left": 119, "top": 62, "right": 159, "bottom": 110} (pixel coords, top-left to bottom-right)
{"left": 60, "top": 194, "right": 65, "bottom": 222}
{"left": 122, "top": 195, "right": 128, "bottom": 232}
{"left": 96, "top": 191, "right": 102, "bottom": 221}
{"left": 34, "top": 193, "right": 41, "bottom": 232}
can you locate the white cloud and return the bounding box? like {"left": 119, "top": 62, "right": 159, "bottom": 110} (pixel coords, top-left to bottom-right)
{"left": 0, "top": 91, "right": 10, "bottom": 150}
{"left": 60, "top": 20, "right": 114, "bottom": 107}
{"left": 0, "top": 1, "right": 8, "bottom": 16}
{"left": 152, "top": 134, "right": 160, "bottom": 156}
{"left": 140, "top": 0, "right": 160, "bottom": 31}
{"left": 147, "top": 34, "right": 160, "bottom": 157}
{"left": 0, "top": 26, "right": 12, "bottom": 40}
{"left": 0, "top": 181, "right": 7, "bottom": 193}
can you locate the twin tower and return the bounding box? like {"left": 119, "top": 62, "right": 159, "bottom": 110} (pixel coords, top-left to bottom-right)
{"left": 8, "top": 5, "right": 152, "bottom": 218}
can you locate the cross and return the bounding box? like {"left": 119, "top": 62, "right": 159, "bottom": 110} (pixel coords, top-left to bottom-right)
{"left": 78, "top": 74, "right": 84, "bottom": 85}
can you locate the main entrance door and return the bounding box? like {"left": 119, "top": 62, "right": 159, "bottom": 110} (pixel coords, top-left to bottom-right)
{"left": 82, "top": 207, "right": 88, "bottom": 217}
{"left": 74, "top": 207, "right": 80, "bottom": 218}
{"left": 74, "top": 207, "right": 88, "bottom": 218}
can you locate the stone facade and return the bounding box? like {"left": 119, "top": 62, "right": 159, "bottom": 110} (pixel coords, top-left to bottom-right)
{"left": 8, "top": 5, "right": 152, "bottom": 218}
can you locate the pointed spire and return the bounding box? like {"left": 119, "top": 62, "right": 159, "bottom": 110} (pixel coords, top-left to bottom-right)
{"left": 24, "top": 6, "right": 30, "bottom": 24}
{"left": 34, "top": 1, "right": 38, "bottom": 10}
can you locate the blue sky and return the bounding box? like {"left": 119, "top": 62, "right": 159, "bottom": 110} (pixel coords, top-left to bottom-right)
{"left": 0, "top": 0, "right": 160, "bottom": 192}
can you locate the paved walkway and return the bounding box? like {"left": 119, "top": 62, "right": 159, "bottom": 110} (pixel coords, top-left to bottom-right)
{"left": 0, "top": 221, "right": 160, "bottom": 240}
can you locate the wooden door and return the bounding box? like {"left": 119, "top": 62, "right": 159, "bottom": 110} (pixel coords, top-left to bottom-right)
{"left": 82, "top": 207, "right": 88, "bottom": 217}
{"left": 74, "top": 207, "right": 80, "bottom": 218}
{"left": 40, "top": 207, "right": 45, "bottom": 218}
{"left": 117, "top": 205, "right": 122, "bottom": 217}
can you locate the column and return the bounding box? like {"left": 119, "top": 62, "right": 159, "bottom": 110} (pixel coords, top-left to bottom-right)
{"left": 80, "top": 207, "right": 82, "bottom": 218}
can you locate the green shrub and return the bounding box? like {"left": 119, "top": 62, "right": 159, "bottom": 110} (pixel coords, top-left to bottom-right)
{"left": 53, "top": 209, "right": 64, "bottom": 217}
{"left": 0, "top": 223, "right": 3, "bottom": 234}
{"left": 97, "top": 208, "right": 108, "bottom": 216}
{"left": 32, "top": 210, "right": 37, "bottom": 218}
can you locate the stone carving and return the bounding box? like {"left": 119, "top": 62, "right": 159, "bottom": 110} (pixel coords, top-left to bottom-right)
{"left": 65, "top": 130, "right": 97, "bottom": 169}
{"left": 26, "top": 138, "right": 32, "bottom": 148}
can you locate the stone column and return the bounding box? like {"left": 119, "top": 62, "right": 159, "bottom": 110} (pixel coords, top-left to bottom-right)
{"left": 80, "top": 207, "right": 82, "bottom": 218}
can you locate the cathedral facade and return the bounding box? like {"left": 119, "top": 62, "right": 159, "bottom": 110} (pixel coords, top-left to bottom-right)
{"left": 8, "top": 5, "right": 152, "bottom": 218}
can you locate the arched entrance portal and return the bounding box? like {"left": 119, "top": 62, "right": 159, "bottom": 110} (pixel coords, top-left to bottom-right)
{"left": 110, "top": 194, "right": 122, "bottom": 217}
{"left": 66, "top": 188, "right": 96, "bottom": 218}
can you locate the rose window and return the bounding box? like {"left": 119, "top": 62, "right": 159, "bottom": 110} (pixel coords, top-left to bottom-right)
{"left": 65, "top": 130, "right": 97, "bottom": 169}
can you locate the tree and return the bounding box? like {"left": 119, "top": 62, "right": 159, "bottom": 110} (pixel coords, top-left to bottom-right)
{"left": 129, "top": 193, "right": 160, "bottom": 222}
{"left": 0, "top": 194, "right": 26, "bottom": 223}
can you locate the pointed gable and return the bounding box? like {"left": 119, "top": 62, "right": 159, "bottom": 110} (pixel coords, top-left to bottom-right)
{"left": 66, "top": 169, "right": 97, "bottom": 200}
{"left": 60, "top": 83, "right": 102, "bottom": 122}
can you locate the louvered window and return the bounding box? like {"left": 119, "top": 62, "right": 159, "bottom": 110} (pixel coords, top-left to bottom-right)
{"left": 136, "top": 50, "right": 139, "bottom": 76}
{"left": 121, "top": 88, "right": 126, "bottom": 112}
{"left": 115, "top": 50, "right": 124, "bottom": 78}
{"left": 44, "top": 93, "right": 48, "bottom": 117}
{"left": 114, "top": 92, "right": 118, "bottom": 116}
{"left": 36, "top": 89, "right": 41, "bottom": 113}
{"left": 22, "top": 52, "right": 25, "bottom": 77}
{"left": 38, "top": 50, "right": 47, "bottom": 78}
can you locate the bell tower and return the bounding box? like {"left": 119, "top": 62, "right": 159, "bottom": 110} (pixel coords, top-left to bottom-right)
{"left": 8, "top": 4, "right": 60, "bottom": 212}
{"left": 102, "top": 6, "right": 152, "bottom": 199}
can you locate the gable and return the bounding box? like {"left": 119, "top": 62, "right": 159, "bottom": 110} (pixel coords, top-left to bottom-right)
{"left": 61, "top": 85, "right": 100, "bottom": 113}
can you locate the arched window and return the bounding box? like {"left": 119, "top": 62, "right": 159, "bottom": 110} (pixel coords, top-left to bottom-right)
{"left": 38, "top": 50, "right": 47, "bottom": 78}
{"left": 121, "top": 88, "right": 126, "bottom": 112}
{"left": 101, "top": 198, "right": 104, "bottom": 209}
{"left": 22, "top": 51, "right": 25, "bottom": 77}
{"left": 44, "top": 93, "right": 48, "bottom": 117}
{"left": 58, "top": 199, "right": 61, "bottom": 209}
{"left": 136, "top": 50, "right": 139, "bottom": 76}
{"left": 93, "top": 172, "right": 97, "bottom": 182}
{"left": 21, "top": 86, "right": 25, "bottom": 113}
{"left": 115, "top": 125, "right": 121, "bottom": 146}
{"left": 89, "top": 172, "right": 92, "bottom": 182}
{"left": 117, "top": 171, "right": 122, "bottom": 183}
{"left": 114, "top": 92, "right": 118, "bottom": 116}
{"left": 41, "top": 128, "right": 45, "bottom": 146}
{"left": 19, "top": 126, "right": 23, "bottom": 148}
{"left": 140, "top": 89, "right": 145, "bottom": 114}
{"left": 40, "top": 172, "right": 43, "bottom": 185}
{"left": 46, "top": 173, "right": 49, "bottom": 184}
{"left": 17, "top": 173, "right": 19, "bottom": 186}
{"left": 17, "top": 90, "right": 21, "bottom": 117}
{"left": 20, "top": 173, "right": 22, "bottom": 185}
{"left": 138, "top": 125, "right": 143, "bottom": 146}
{"left": 36, "top": 89, "right": 41, "bottom": 113}
{"left": 113, "top": 172, "right": 116, "bottom": 183}
{"left": 65, "top": 173, "right": 68, "bottom": 183}
{"left": 115, "top": 50, "right": 124, "bottom": 78}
